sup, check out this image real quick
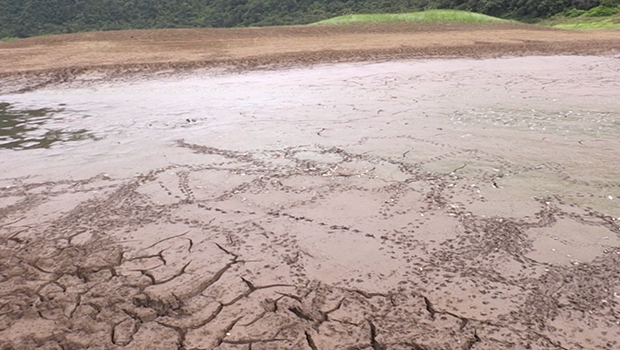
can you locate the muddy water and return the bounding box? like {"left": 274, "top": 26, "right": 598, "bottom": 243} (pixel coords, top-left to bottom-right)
{"left": 1, "top": 56, "right": 620, "bottom": 349}
{"left": 0, "top": 103, "right": 97, "bottom": 150}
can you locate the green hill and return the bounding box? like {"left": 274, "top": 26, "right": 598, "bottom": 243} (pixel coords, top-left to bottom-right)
{"left": 312, "top": 10, "right": 511, "bottom": 25}
{"left": 0, "top": 0, "right": 614, "bottom": 39}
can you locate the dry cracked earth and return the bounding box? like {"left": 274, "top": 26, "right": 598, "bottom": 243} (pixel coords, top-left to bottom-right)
{"left": 2, "top": 137, "right": 620, "bottom": 350}
{"left": 1, "top": 55, "right": 620, "bottom": 350}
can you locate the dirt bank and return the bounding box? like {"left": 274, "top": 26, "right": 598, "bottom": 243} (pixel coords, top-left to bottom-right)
{"left": 1, "top": 23, "right": 620, "bottom": 93}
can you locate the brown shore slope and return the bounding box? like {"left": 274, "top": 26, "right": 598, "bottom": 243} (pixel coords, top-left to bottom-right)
{"left": 1, "top": 22, "right": 620, "bottom": 93}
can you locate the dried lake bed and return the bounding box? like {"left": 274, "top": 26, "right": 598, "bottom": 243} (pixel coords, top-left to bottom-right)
{"left": 1, "top": 56, "right": 620, "bottom": 349}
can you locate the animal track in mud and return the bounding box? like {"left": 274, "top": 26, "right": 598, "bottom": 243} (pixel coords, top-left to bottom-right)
{"left": 1, "top": 137, "right": 619, "bottom": 349}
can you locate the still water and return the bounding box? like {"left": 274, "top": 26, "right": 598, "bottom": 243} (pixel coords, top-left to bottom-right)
{"left": 0, "top": 102, "right": 96, "bottom": 150}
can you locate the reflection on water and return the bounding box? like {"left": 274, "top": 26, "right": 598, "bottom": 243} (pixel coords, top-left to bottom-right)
{"left": 0, "top": 102, "right": 96, "bottom": 150}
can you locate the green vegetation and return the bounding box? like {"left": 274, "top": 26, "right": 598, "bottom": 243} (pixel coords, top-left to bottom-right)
{"left": 542, "top": 4, "right": 620, "bottom": 29}
{"left": 0, "top": 37, "right": 18, "bottom": 42}
{"left": 313, "top": 10, "right": 510, "bottom": 25}
{"left": 0, "top": 0, "right": 613, "bottom": 38}
{"left": 585, "top": 5, "right": 619, "bottom": 16}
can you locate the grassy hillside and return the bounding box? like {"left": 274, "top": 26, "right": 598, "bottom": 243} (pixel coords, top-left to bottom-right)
{"left": 542, "top": 5, "right": 620, "bottom": 29}
{"left": 0, "top": 0, "right": 609, "bottom": 39}
{"left": 312, "top": 10, "right": 512, "bottom": 25}
{"left": 313, "top": 8, "right": 620, "bottom": 30}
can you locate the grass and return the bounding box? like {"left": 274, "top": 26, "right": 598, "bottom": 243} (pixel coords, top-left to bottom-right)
{"left": 0, "top": 37, "right": 18, "bottom": 42}
{"left": 311, "top": 10, "right": 512, "bottom": 25}
{"left": 551, "top": 18, "right": 620, "bottom": 30}
{"left": 541, "top": 6, "right": 620, "bottom": 30}
{"left": 311, "top": 7, "right": 620, "bottom": 30}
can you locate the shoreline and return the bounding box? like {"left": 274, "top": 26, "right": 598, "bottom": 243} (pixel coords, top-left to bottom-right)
{"left": 2, "top": 23, "right": 620, "bottom": 94}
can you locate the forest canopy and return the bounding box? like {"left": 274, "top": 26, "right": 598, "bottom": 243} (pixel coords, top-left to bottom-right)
{"left": 0, "top": 0, "right": 614, "bottom": 38}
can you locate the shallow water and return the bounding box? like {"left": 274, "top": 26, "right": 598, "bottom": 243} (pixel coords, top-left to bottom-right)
{"left": 1, "top": 56, "right": 620, "bottom": 349}
{"left": 0, "top": 102, "right": 96, "bottom": 150}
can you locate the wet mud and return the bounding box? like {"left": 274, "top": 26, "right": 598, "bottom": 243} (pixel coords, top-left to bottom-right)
{"left": 1, "top": 56, "right": 620, "bottom": 349}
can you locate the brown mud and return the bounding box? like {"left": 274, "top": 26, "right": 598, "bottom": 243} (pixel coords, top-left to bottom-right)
{"left": 2, "top": 23, "right": 620, "bottom": 94}
{"left": 1, "top": 25, "right": 620, "bottom": 350}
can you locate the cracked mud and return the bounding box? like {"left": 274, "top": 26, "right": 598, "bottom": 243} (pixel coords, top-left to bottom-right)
{"left": 1, "top": 56, "right": 620, "bottom": 350}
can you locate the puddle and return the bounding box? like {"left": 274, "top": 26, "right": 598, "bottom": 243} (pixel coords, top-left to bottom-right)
{"left": 0, "top": 102, "right": 97, "bottom": 150}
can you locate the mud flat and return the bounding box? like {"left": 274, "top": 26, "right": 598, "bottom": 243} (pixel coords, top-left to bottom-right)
{"left": 1, "top": 31, "right": 620, "bottom": 350}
